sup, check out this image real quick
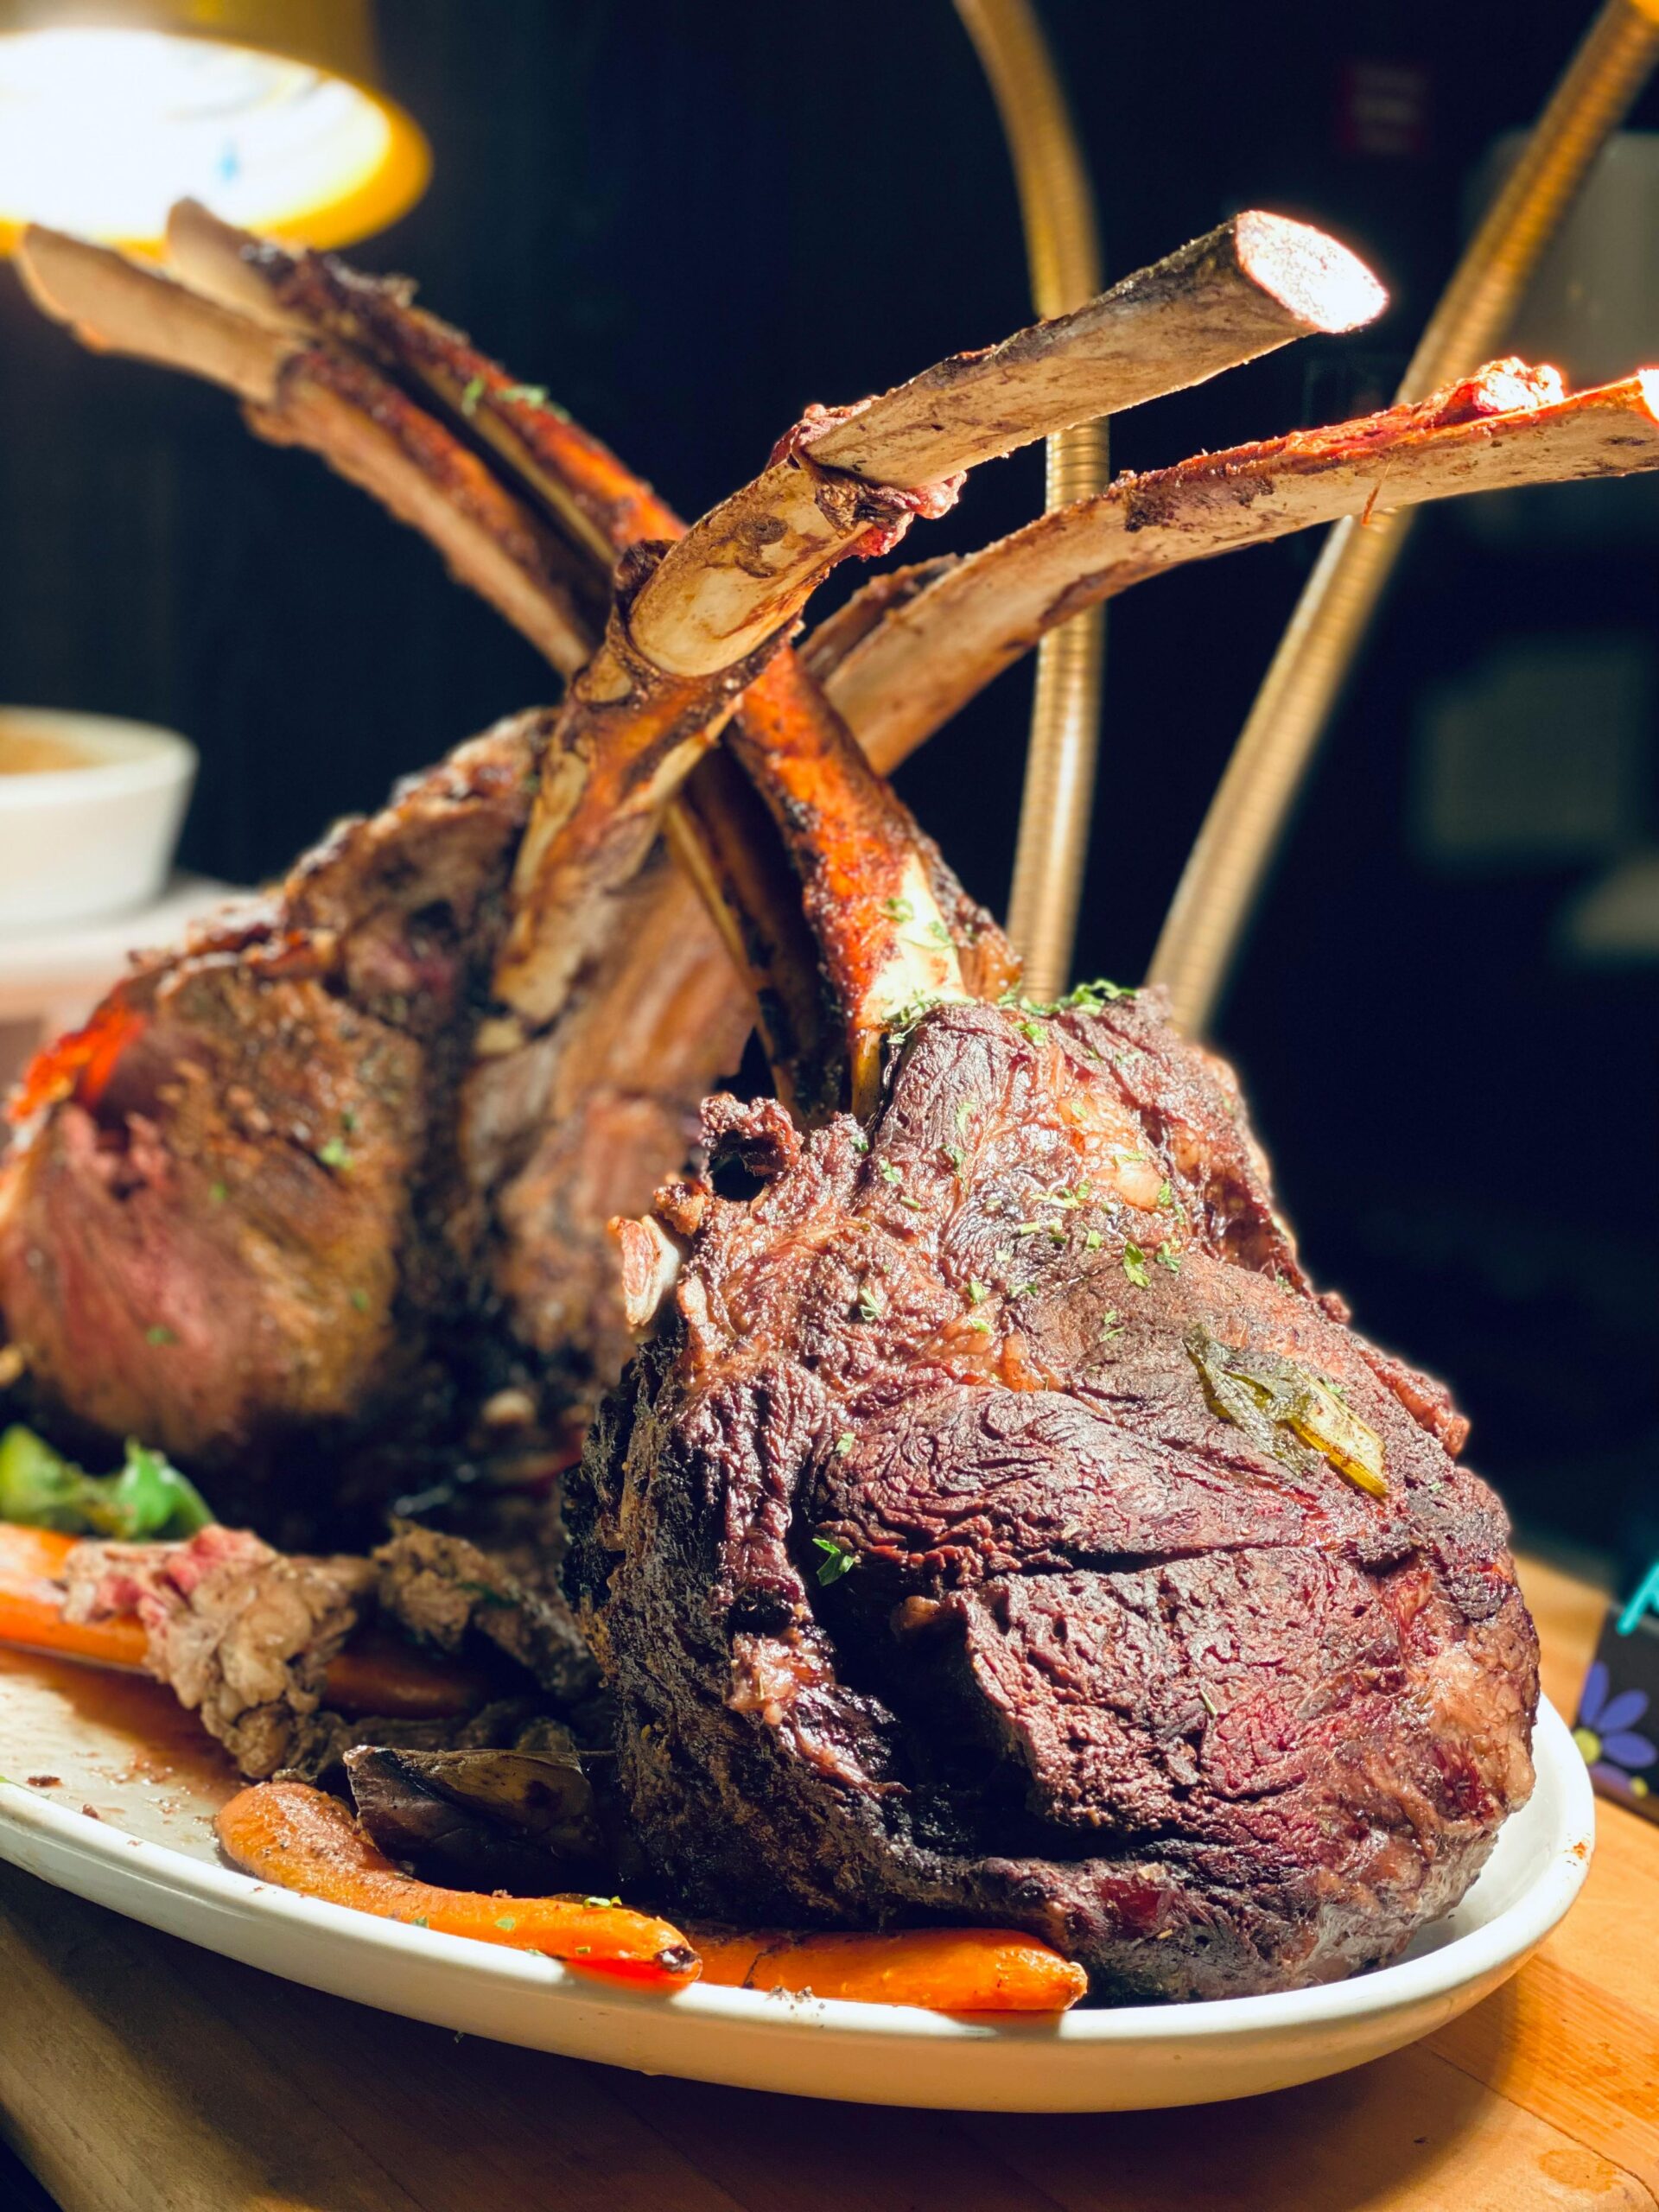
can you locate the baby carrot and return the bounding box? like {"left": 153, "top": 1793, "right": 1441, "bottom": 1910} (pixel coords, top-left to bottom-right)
{"left": 215, "top": 1782, "right": 700, "bottom": 1989}
{"left": 0, "top": 1523, "right": 148, "bottom": 1667}
{"left": 693, "top": 1925, "right": 1088, "bottom": 2011}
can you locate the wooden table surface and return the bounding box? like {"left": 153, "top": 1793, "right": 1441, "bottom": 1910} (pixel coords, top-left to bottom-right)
{"left": 1, "top": 1556, "right": 1653, "bottom": 2212}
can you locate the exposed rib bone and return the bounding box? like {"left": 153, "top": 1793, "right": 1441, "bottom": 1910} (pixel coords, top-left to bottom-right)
{"left": 823, "top": 362, "right": 1659, "bottom": 773}
{"left": 626, "top": 214, "right": 1384, "bottom": 677}
{"left": 161, "top": 204, "right": 946, "bottom": 1112}
{"left": 16, "top": 227, "right": 599, "bottom": 678}
{"left": 490, "top": 216, "right": 1386, "bottom": 1047}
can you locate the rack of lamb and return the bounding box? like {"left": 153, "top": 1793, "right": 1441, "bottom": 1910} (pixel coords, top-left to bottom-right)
{"left": 10, "top": 211, "right": 1659, "bottom": 1999}
{"left": 7, "top": 210, "right": 1654, "bottom": 1550}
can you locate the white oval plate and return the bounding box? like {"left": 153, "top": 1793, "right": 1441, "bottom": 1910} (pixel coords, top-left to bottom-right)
{"left": 0, "top": 1698, "right": 1591, "bottom": 2112}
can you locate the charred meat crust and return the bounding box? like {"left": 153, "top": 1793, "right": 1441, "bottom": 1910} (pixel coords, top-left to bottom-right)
{"left": 0, "top": 715, "right": 546, "bottom": 1487}
{"left": 566, "top": 995, "right": 1537, "bottom": 1999}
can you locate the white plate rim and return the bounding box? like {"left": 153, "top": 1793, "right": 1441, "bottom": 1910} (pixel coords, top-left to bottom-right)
{"left": 0, "top": 1697, "right": 1594, "bottom": 2056}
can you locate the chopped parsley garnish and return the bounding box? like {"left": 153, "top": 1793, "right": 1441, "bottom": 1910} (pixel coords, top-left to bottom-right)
{"left": 583, "top": 1895, "right": 623, "bottom": 1909}
{"left": 1155, "top": 1179, "right": 1173, "bottom": 1209}
{"left": 207, "top": 1181, "right": 228, "bottom": 1205}
{"left": 877, "top": 1160, "right": 901, "bottom": 1185}
{"left": 812, "top": 1535, "right": 860, "bottom": 1586}
{"left": 966, "top": 1317, "right": 992, "bottom": 1334}
{"left": 1099, "top": 1309, "right": 1124, "bottom": 1339}
{"left": 834, "top": 1432, "right": 855, "bottom": 1458}
{"left": 316, "top": 1136, "right": 353, "bottom": 1172}
{"left": 1122, "top": 1243, "right": 1151, "bottom": 1288}
{"left": 340, "top": 1108, "right": 359, "bottom": 1133}
{"left": 884, "top": 991, "right": 948, "bottom": 1044}
{"left": 955, "top": 1099, "right": 973, "bottom": 1135}
{"left": 1156, "top": 1242, "right": 1181, "bottom": 1274}
{"left": 145, "top": 1325, "right": 176, "bottom": 1346}
{"left": 349, "top": 1288, "right": 371, "bottom": 1313}
{"left": 459, "top": 373, "right": 486, "bottom": 416}
{"left": 855, "top": 1287, "right": 883, "bottom": 1323}
{"left": 1016, "top": 1020, "right": 1044, "bottom": 1045}
{"left": 944, "top": 1143, "right": 965, "bottom": 1172}
{"left": 1084, "top": 1230, "right": 1103, "bottom": 1251}
{"left": 882, "top": 895, "right": 915, "bottom": 922}
{"left": 494, "top": 1914, "right": 519, "bottom": 1932}
{"left": 849, "top": 1129, "right": 870, "bottom": 1154}
{"left": 966, "top": 1279, "right": 988, "bottom": 1305}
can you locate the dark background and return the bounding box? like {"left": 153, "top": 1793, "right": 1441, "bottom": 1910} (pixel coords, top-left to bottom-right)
{"left": 1, "top": 0, "right": 1654, "bottom": 1567}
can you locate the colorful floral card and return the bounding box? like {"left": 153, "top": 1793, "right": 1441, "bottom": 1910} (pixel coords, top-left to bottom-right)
{"left": 1573, "top": 1561, "right": 1659, "bottom": 1821}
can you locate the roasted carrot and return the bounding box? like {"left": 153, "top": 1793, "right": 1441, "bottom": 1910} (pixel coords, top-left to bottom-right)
{"left": 0, "top": 1523, "right": 149, "bottom": 1667}
{"left": 693, "top": 1926, "right": 1088, "bottom": 2012}
{"left": 0, "top": 1524, "right": 485, "bottom": 1717}
{"left": 215, "top": 1782, "right": 700, "bottom": 1988}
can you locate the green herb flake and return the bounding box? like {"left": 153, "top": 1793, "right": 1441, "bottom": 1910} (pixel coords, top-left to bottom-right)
{"left": 877, "top": 1161, "right": 901, "bottom": 1185}
{"left": 340, "top": 1108, "right": 359, "bottom": 1133}
{"left": 1017, "top": 1020, "right": 1045, "bottom": 1045}
{"left": 882, "top": 895, "right": 915, "bottom": 923}
{"left": 410, "top": 1916, "right": 429, "bottom": 1929}
{"left": 1198, "top": 1685, "right": 1219, "bottom": 1718}
{"left": 1122, "top": 1243, "right": 1152, "bottom": 1289}
{"left": 459, "top": 373, "right": 486, "bottom": 416}
{"left": 966, "top": 1279, "right": 988, "bottom": 1306}
{"left": 1156, "top": 1242, "right": 1182, "bottom": 1274}
{"left": 955, "top": 1100, "right": 974, "bottom": 1136}
{"left": 855, "top": 1287, "right": 883, "bottom": 1323}
{"left": 1099, "top": 1309, "right": 1124, "bottom": 1339}
{"left": 349, "top": 1288, "right": 371, "bottom": 1313}
{"left": 834, "top": 1432, "right": 856, "bottom": 1458}
{"left": 145, "top": 1325, "right": 176, "bottom": 1347}
{"left": 1084, "top": 1230, "right": 1103, "bottom": 1251}
{"left": 1155, "top": 1179, "right": 1173, "bottom": 1209}
{"left": 966, "top": 1317, "right": 992, "bottom": 1334}
{"left": 944, "top": 1143, "right": 965, "bottom": 1173}
{"left": 850, "top": 1129, "right": 871, "bottom": 1155}
{"left": 811, "top": 1536, "right": 859, "bottom": 1586}
{"left": 317, "top": 1137, "right": 353, "bottom": 1172}
{"left": 582, "top": 1895, "right": 623, "bottom": 1909}
{"left": 207, "top": 1181, "right": 228, "bottom": 1206}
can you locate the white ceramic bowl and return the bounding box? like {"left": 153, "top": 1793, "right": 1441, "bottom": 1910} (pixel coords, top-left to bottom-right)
{"left": 0, "top": 708, "right": 197, "bottom": 931}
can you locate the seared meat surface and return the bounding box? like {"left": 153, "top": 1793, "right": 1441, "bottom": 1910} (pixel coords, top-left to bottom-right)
{"left": 373, "top": 1520, "right": 598, "bottom": 1707}
{"left": 0, "top": 718, "right": 540, "bottom": 1486}
{"left": 568, "top": 993, "right": 1538, "bottom": 1999}
{"left": 62, "top": 1524, "right": 372, "bottom": 1778}
{"left": 0, "top": 716, "right": 749, "bottom": 1523}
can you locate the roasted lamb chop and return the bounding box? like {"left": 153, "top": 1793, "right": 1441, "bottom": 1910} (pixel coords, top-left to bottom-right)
{"left": 563, "top": 364, "right": 1659, "bottom": 1999}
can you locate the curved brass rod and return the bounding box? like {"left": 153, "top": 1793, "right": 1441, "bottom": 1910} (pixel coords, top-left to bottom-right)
{"left": 1149, "top": 0, "right": 1659, "bottom": 1036}
{"left": 956, "top": 0, "right": 1107, "bottom": 1001}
